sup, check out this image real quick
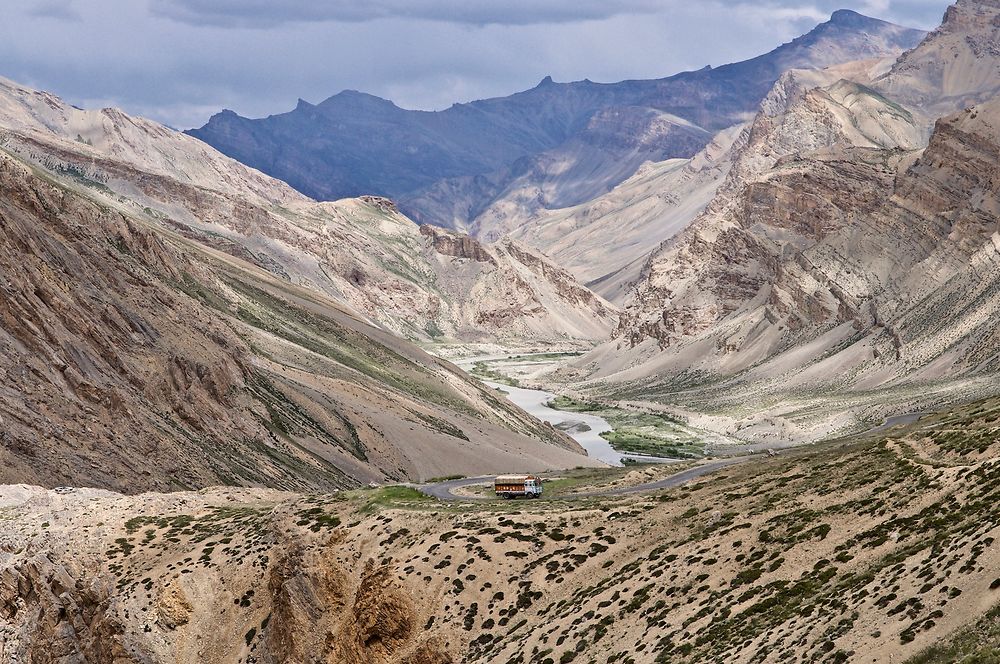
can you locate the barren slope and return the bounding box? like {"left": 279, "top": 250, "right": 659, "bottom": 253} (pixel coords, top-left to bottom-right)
{"left": 3, "top": 396, "right": 1000, "bottom": 663}
{"left": 506, "top": 124, "right": 745, "bottom": 303}
{"left": 0, "top": 146, "right": 599, "bottom": 494}
{"left": 877, "top": 0, "right": 1000, "bottom": 119}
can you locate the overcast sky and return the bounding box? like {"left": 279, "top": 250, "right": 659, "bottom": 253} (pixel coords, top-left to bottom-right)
{"left": 2, "top": 0, "right": 951, "bottom": 129}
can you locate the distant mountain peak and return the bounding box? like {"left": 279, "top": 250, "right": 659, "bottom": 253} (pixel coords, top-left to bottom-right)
{"left": 318, "top": 89, "right": 399, "bottom": 111}
{"left": 794, "top": 9, "right": 918, "bottom": 46}
{"left": 537, "top": 75, "right": 555, "bottom": 87}
{"left": 830, "top": 8, "right": 867, "bottom": 24}
{"left": 208, "top": 108, "right": 240, "bottom": 122}
{"left": 812, "top": 8, "right": 899, "bottom": 33}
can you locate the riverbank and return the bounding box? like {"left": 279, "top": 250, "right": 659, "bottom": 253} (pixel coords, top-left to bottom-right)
{"left": 485, "top": 381, "right": 675, "bottom": 466}
{"left": 451, "top": 352, "right": 703, "bottom": 465}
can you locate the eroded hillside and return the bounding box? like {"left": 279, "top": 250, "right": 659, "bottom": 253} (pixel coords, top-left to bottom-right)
{"left": 0, "top": 75, "right": 616, "bottom": 347}
{"left": 562, "top": 0, "right": 1000, "bottom": 444}
{"left": 0, "top": 145, "right": 597, "bottom": 494}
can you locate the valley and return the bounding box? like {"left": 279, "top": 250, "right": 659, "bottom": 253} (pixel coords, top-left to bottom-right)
{"left": 4, "top": 1, "right": 1000, "bottom": 661}
{"left": 460, "top": 352, "right": 736, "bottom": 464}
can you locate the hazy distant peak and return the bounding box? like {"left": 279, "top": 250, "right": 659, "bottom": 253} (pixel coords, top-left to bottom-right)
{"left": 807, "top": 8, "right": 910, "bottom": 36}
{"left": 318, "top": 88, "right": 399, "bottom": 110}
{"left": 209, "top": 108, "right": 241, "bottom": 120}
{"left": 828, "top": 9, "right": 873, "bottom": 27}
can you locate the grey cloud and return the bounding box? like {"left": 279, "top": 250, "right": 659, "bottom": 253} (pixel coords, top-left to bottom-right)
{"left": 27, "top": 0, "right": 82, "bottom": 21}
{"left": 1, "top": 0, "right": 952, "bottom": 130}
{"left": 149, "top": 0, "right": 666, "bottom": 28}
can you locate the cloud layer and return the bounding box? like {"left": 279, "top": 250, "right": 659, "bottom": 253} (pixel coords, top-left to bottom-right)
{"left": 1, "top": 0, "right": 951, "bottom": 128}
{"left": 150, "top": 0, "right": 667, "bottom": 28}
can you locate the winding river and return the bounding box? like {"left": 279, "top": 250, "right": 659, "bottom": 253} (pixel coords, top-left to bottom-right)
{"left": 485, "top": 381, "right": 675, "bottom": 467}
{"left": 452, "top": 354, "right": 677, "bottom": 466}
{"left": 485, "top": 381, "right": 620, "bottom": 464}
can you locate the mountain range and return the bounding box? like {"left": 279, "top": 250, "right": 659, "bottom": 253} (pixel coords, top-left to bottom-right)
{"left": 577, "top": 0, "right": 1000, "bottom": 443}
{"left": 0, "top": 5, "right": 960, "bottom": 491}
{"left": 0, "top": 75, "right": 611, "bottom": 493}
{"left": 188, "top": 10, "right": 926, "bottom": 241}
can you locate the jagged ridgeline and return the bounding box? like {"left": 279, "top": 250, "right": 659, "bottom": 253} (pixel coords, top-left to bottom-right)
{"left": 187, "top": 10, "right": 926, "bottom": 236}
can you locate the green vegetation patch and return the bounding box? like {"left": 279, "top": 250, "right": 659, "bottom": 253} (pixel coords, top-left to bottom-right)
{"left": 470, "top": 361, "right": 521, "bottom": 387}
{"left": 547, "top": 396, "right": 703, "bottom": 459}
{"left": 350, "top": 485, "right": 434, "bottom": 513}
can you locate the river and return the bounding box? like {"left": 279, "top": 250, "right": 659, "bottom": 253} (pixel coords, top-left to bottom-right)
{"left": 451, "top": 353, "right": 678, "bottom": 466}
{"left": 484, "top": 381, "right": 675, "bottom": 467}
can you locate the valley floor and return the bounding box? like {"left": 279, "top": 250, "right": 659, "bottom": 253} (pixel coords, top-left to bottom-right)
{"left": 456, "top": 352, "right": 743, "bottom": 464}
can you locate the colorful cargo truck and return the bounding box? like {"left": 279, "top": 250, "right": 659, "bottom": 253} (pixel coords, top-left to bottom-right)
{"left": 494, "top": 475, "right": 543, "bottom": 499}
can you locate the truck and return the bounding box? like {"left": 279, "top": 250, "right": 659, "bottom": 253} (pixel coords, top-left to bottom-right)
{"left": 494, "top": 475, "right": 543, "bottom": 499}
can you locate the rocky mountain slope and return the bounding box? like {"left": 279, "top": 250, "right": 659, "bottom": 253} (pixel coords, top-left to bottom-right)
{"left": 584, "top": 0, "right": 1000, "bottom": 441}
{"left": 3, "top": 396, "right": 1000, "bottom": 662}
{"left": 0, "top": 76, "right": 616, "bottom": 346}
{"left": 0, "top": 95, "right": 602, "bottom": 495}
{"left": 877, "top": 0, "right": 1000, "bottom": 118}
{"left": 188, "top": 11, "right": 925, "bottom": 236}
{"left": 505, "top": 123, "right": 745, "bottom": 303}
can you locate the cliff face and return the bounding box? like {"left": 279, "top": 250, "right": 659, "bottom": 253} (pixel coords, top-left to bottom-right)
{"left": 419, "top": 225, "right": 495, "bottom": 264}
{"left": 618, "top": 65, "right": 924, "bottom": 353}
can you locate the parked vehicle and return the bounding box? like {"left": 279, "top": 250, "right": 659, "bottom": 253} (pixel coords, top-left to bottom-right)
{"left": 494, "top": 474, "right": 543, "bottom": 499}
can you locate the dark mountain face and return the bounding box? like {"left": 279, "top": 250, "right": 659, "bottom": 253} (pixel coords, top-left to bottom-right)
{"left": 187, "top": 11, "right": 925, "bottom": 229}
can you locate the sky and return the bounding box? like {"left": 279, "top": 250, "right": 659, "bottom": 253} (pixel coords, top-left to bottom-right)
{"left": 1, "top": 0, "right": 952, "bottom": 129}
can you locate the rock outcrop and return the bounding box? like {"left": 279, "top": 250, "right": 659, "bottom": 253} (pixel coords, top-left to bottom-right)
{"left": 420, "top": 225, "right": 495, "bottom": 264}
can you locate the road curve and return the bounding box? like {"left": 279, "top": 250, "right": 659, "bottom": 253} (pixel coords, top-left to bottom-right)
{"left": 415, "top": 458, "right": 747, "bottom": 502}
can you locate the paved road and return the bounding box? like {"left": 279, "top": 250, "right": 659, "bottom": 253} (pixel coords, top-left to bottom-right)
{"left": 415, "top": 458, "right": 747, "bottom": 502}
{"left": 860, "top": 412, "right": 929, "bottom": 436}
{"left": 415, "top": 408, "right": 932, "bottom": 503}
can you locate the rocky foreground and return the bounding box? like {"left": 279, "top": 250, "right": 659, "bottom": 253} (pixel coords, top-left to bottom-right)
{"left": 3, "top": 396, "right": 999, "bottom": 663}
